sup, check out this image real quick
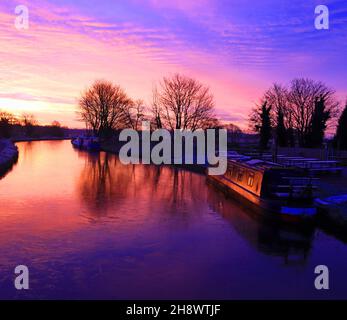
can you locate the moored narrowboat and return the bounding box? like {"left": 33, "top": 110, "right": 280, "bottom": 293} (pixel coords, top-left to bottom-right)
{"left": 208, "top": 158, "right": 318, "bottom": 221}
{"left": 71, "top": 136, "right": 100, "bottom": 151}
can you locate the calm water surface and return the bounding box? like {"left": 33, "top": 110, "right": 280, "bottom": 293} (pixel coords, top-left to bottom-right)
{"left": 0, "top": 140, "right": 346, "bottom": 299}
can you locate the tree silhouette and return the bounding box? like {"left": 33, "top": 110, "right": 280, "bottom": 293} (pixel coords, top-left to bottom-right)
{"left": 48, "top": 121, "right": 64, "bottom": 137}
{"left": 334, "top": 102, "right": 347, "bottom": 150}
{"left": 150, "top": 87, "right": 163, "bottom": 130}
{"left": 250, "top": 83, "right": 289, "bottom": 147}
{"left": 276, "top": 108, "right": 287, "bottom": 147}
{"left": 123, "top": 99, "right": 147, "bottom": 130}
{"left": 153, "top": 74, "right": 216, "bottom": 130}
{"left": 0, "top": 111, "right": 17, "bottom": 138}
{"left": 259, "top": 102, "right": 272, "bottom": 150}
{"left": 288, "top": 78, "right": 337, "bottom": 147}
{"left": 265, "top": 84, "right": 289, "bottom": 147}
{"left": 78, "top": 80, "right": 133, "bottom": 136}
{"left": 21, "top": 113, "right": 37, "bottom": 137}
{"left": 306, "top": 97, "right": 330, "bottom": 148}
{"left": 250, "top": 79, "right": 339, "bottom": 148}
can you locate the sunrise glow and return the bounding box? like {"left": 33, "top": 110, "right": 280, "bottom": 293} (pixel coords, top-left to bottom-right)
{"left": 0, "top": 0, "right": 345, "bottom": 129}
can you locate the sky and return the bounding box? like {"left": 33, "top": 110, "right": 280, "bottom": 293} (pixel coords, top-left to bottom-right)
{"left": 0, "top": 0, "right": 346, "bottom": 129}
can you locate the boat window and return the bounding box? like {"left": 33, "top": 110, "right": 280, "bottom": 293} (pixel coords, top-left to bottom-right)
{"left": 232, "top": 166, "right": 238, "bottom": 178}
{"left": 237, "top": 169, "right": 244, "bottom": 181}
{"left": 247, "top": 172, "right": 255, "bottom": 187}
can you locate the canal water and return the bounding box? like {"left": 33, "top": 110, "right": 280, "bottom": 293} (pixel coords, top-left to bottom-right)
{"left": 0, "top": 140, "right": 346, "bottom": 299}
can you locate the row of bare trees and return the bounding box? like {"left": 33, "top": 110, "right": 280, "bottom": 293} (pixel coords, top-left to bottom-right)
{"left": 78, "top": 74, "right": 219, "bottom": 136}
{"left": 250, "top": 78, "right": 340, "bottom": 148}
{"left": 79, "top": 75, "right": 344, "bottom": 148}
{"left": 0, "top": 111, "right": 64, "bottom": 138}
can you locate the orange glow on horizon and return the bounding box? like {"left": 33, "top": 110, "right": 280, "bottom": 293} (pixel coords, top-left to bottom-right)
{"left": 0, "top": 2, "right": 268, "bottom": 131}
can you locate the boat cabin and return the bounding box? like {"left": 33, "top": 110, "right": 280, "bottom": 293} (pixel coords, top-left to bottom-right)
{"left": 224, "top": 159, "right": 317, "bottom": 202}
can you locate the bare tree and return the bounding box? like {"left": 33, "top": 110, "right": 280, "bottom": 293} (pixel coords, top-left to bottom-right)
{"left": 51, "top": 120, "right": 62, "bottom": 127}
{"left": 288, "top": 78, "right": 339, "bottom": 146}
{"left": 123, "top": 99, "right": 147, "bottom": 130}
{"left": 132, "top": 100, "right": 147, "bottom": 130}
{"left": 264, "top": 84, "right": 288, "bottom": 109}
{"left": 250, "top": 84, "right": 288, "bottom": 129}
{"left": 21, "top": 113, "right": 37, "bottom": 137}
{"left": 48, "top": 121, "right": 65, "bottom": 137}
{"left": 153, "top": 74, "right": 216, "bottom": 131}
{"left": 0, "top": 110, "right": 17, "bottom": 124}
{"left": 0, "top": 110, "right": 17, "bottom": 138}
{"left": 263, "top": 84, "right": 292, "bottom": 146}
{"left": 249, "top": 79, "right": 340, "bottom": 147}
{"left": 150, "top": 86, "right": 163, "bottom": 130}
{"left": 21, "top": 113, "right": 37, "bottom": 126}
{"left": 78, "top": 80, "right": 133, "bottom": 136}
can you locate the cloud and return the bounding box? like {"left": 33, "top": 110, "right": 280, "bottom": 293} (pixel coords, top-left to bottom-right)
{"left": 0, "top": 0, "right": 346, "bottom": 128}
{"left": 0, "top": 93, "right": 75, "bottom": 105}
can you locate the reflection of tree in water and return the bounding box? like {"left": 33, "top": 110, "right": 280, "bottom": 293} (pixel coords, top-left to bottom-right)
{"left": 16, "top": 141, "right": 35, "bottom": 163}
{"left": 77, "top": 152, "right": 207, "bottom": 221}
{"left": 206, "top": 185, "right": 315, "bottom": 265}
{"left": 19, "top": 140, "right": 64, "bottom": 164}
{"left": 77, "top": 153, "right": 131, "bottom": 213}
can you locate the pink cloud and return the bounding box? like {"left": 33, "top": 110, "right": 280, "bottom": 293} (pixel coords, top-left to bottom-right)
{"left": 145, "top": 0, "right": 214, "bottom": 12}
{"left": 0, "top": 0, "right": 269, "bottom": 129}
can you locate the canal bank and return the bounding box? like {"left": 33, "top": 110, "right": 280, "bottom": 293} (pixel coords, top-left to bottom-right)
{"left": 0, "top": 139, "right": 18, "bottom": 177}
{"left": 12, "top": 136, "right": 71, "bottom": 142}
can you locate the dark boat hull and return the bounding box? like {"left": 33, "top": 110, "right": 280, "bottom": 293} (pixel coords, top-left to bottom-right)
{"left": 207, "top": 174, "right": 316, "bottom": 222}
{"left": 71, "top": 138, "right": 100, "bottom": 151}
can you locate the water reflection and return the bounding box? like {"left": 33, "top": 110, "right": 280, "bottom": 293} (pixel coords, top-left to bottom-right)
{"left": 206, "top": 185, "right": 315, "bottom": 265}
{"left": 1, "top": 141, "right": 347, "bottom": 299}
{"left": 76, "top": 151, "right": 207, "bottom": 222}
{"left": 77, "top": 150, "right": 315, "bottom": 265}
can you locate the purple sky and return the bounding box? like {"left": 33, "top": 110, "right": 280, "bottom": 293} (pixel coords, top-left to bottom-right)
{"left": 0, "top": 0, "right": 346, "bottom": 129}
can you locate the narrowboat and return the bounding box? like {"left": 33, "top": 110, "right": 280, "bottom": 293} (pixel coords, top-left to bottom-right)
{"left": 207, "top": 158, "right": 318, "bottom": 221}
{"left": 71, "top": 136, "right": 100, "bottom": 151}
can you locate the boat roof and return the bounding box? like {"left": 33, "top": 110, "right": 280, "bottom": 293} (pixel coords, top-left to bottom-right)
{"left": 227, "top": 154, "right": 284, "bottom": 172}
